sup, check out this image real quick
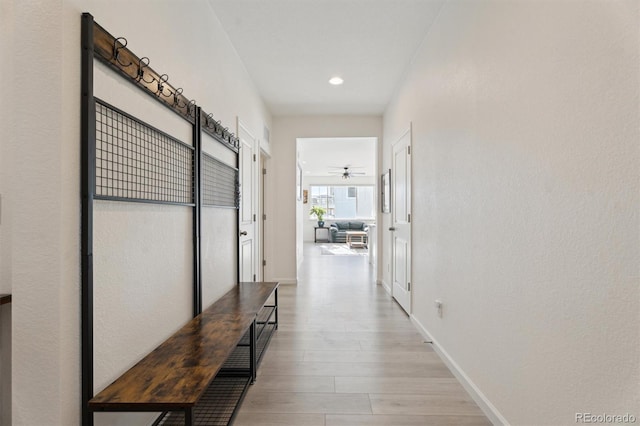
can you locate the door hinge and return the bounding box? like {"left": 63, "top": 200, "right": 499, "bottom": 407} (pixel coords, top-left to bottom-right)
{"left": 253, "top": 274, "right": 256, "bottom": 281}
{"left": 408, "top": 213, "right": 411, "bottom": 223}
{"left": 263, "top": 214, "right": 267, "bottom": 221}
{"left": 253, "top": 154, "right": 256, "bottom": 162}
{"left": 253, "top": 214, "right": 256, "bottom": 221}
{"left": 408, "top": 146, "right": 411, "bottom": 155}
{"left": 408, "top": 282, "right": 411, "bottom": 291}
{"left": 263, "top": 259, "right": 266, "bottom": 266}
{"left": 263, "top": 168, "right": 267, "bottom": 175}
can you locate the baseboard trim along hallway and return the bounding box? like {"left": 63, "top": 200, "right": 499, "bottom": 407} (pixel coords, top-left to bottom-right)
{"left": 235, "top": 243, "right": 492, "bottom": 425}
{"left": 411, "top": 315, "right": 508, "bottom": 426}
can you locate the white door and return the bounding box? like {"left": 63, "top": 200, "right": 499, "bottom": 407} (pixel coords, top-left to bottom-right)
{"left": 238, "top": 121, "right": 257, "bottom": 282}
{"left": 391, "top": 127, "right": 412, "bottom": 313}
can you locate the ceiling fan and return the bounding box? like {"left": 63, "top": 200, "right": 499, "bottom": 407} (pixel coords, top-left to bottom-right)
{"left": 328, "top": 166, "right": 366, "bottom": 179}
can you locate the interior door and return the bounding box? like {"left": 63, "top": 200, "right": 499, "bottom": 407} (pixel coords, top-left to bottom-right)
{"left": 238, "top": 122, "right": 256, "bottom": 282}
{"left": 391, "top": 127, "right": 412, "bottom": 314}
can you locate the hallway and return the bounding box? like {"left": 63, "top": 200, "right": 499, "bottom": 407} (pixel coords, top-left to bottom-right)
{"left": 235, "top": 243, "right": 491, "bottom": 425}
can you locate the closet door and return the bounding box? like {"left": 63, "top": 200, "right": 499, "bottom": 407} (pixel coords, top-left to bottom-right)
{"left": 238, "top": 121, "right": 257, "bottom": 282}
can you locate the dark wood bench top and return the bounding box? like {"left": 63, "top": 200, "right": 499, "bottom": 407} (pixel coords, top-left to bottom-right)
{"left": 0, "top": 294, "right": 10, "bottom": 305}
{"left": 213, "top": 282, "right": 279, "bottom": 314}
{"left": 89, "top": 282, "right": 278, "bottom": 410}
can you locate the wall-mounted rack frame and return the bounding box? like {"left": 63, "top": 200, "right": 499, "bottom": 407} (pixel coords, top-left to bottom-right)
{"left": 81, "top": 13, "right": 241, "bottom": 426}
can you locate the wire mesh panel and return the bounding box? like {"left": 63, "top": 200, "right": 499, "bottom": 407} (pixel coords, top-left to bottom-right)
{"left": 95, "top": 100, "right": 194, "bottom": 205}
{"left": 202, "top": 153, "right": 239, "bottom": 208}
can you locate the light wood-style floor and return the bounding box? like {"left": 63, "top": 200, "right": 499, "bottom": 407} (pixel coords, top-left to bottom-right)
{"left": 235, "top": 243, "right": 491, "bottom": 426}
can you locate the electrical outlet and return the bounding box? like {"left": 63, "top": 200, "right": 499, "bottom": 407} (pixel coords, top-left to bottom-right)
{"left": 435, "top": 299, "right": 443, "bottom": 318}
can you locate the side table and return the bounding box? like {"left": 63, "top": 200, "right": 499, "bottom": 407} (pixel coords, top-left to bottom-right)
{"left": 314, "top": 227, "right": 330, "bottom": 243}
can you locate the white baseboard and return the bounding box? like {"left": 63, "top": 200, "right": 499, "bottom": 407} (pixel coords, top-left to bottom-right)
{"left": 380, "top": 279, "right": 391, "bottom": 295}
{"left": 410, "top": 315, "right": 509, "bottom": 426}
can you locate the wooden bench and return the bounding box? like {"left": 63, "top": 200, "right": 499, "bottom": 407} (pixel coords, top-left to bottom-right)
{"left": 89, "top": 282, "right": 279, "bottom": 426}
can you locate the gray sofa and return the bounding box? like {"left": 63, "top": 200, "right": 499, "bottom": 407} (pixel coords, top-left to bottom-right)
{"left": 329, "top": 221, "right": 369, "bottom": 243}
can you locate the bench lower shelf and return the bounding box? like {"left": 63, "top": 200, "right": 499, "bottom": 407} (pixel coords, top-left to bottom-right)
{"left": 153, "top": 376, "right": 251, "bottom": 426}
{"left": 153, "top": 309, "right": 277, "bottom": 426}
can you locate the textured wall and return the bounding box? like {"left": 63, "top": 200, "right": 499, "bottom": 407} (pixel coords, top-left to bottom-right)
{"left": 201, "top": 133, "right": 239, "bottom": 308}
{"left": 0, "top": 0, "right": 13, "bottom": 297}
{"left": 93, "top": 203, "right": 193, "bottom": 426}
{"left": 5, "top": 1, "right": 69, "bottom": 425}
{"left": 383, "top": 1, "right": 639, "bottom": 424}
{"left": 202, "top": 208, "right": 238, "bottom": 307}
{"left": 0, "top": 1, "right": 13, "bottom": 422}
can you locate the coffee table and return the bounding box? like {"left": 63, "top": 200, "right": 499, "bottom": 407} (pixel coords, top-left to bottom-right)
{"left": 345, "top": 230, "right": 367, "bottom": 248}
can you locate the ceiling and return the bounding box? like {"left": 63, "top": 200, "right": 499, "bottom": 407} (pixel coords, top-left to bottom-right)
{"left": 298, "top": 138, "right": 376, "bottom": 177}
{"left": 207, "top": 0, "right": 445, "bottom": 116}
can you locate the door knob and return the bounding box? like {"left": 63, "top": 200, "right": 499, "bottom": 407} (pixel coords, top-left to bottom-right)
{"left": 240, "top": 231, "right": 248, "bottom": 236}
{"left": 389, "top": 227, "right": 396, "bottom": 231}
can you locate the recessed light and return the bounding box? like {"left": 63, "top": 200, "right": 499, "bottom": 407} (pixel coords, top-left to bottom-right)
{"left": 329, "top": 76, "right": 344, "bottom": 85}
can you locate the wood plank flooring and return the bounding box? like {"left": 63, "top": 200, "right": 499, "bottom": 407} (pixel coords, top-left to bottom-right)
{"left": 235, "top": 244, "right": 491, "bottom": 426}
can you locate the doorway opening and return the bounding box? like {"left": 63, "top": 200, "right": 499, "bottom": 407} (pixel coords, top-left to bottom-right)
{"left": 295, "top": 137, "right": 378, "bottom": 282}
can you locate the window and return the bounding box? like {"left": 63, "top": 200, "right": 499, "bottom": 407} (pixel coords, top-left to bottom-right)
{"left": 309, "top": 185, "right": 375, "bottom": 220}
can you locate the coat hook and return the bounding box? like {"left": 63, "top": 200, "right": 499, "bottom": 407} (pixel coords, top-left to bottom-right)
{"left": 157, "top": 74, "right": 169, "bottom": 96}
{"left": 113, "top": 37, "right": 132, "bottom": 67}
{"left": 206, "top": 113, "right": 214, "bottom": 128}
{"left": 136, "top": 57, "right": 153, "bottom": 83}
{"left": 173, "top": 88, "right": 184, "bottom": 106}
{"left": 187, "top": 99, "right": 196, "bottom": 116}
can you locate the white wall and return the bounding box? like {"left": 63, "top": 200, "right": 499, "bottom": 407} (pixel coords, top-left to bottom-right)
{"left": 0, "top": 0, "right": 13, "bottom": 298}
{"left": 0, "top": 1, "right": 13, "bottom": 422}
{"left": 0, "top": 0, "right": 272, "bottom": 424}
{"left": 201, "top": 207, "right": 237, "bottom": 306}
{"left": 383, "top": 1, "right": 639, "bottom": 424}
{"left": 268, "top": 116, "right": 382, "bottom": 284}
{"left": 302, "top": 175, "right": 376, "bottom": 243}
{"left": 202, "top": 133, "right": 239, "bottom": 308}
{"left": 3, "top": 1, "right": 73, "bottom": 425}
{"left": 93, "top": 204, "right": 193, "bottom": 426}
